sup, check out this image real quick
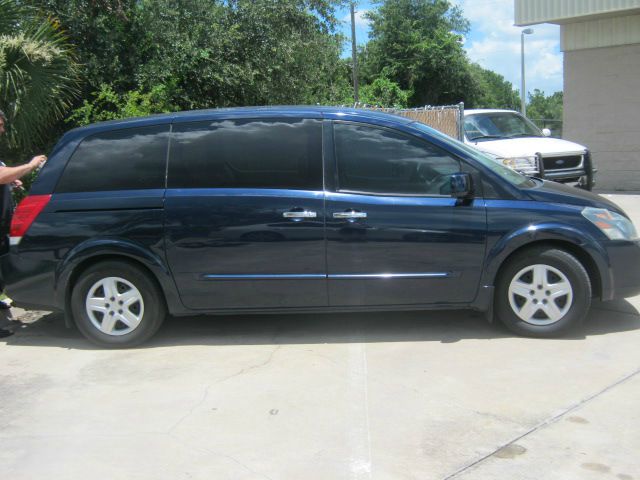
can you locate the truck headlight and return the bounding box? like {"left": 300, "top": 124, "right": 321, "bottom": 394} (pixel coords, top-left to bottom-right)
{"left": 582, "top": 207, "right": 638, "bottom": 240}
{"left": 501, "top": 157, "right": 538, "bottom": 173}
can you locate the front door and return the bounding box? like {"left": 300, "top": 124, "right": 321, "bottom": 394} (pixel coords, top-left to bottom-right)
{"left": 326, "top": 121, "right": 487, "bottom": 307}
{"left": 164, "top": 117, "right": 327, "bottom": 310}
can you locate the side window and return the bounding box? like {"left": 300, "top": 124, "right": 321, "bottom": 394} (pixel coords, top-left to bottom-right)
{"left": 334, "top": 123, "right": 460, "bottom": 196}
{"left": 169, "top": 118, "right": 322, "bottom": 190}
{"left": 56, "top": 125, "right": 169, "bottom": 193}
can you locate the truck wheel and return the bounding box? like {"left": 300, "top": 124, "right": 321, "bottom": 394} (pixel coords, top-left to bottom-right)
{"left": 495, "top": 248, "right": 591, "bottom": 337}
{"left": 578, "top": 175, "right": 594, "bottom": 191}
{"left": 71, "top": 260, "right": 166, "bottom": 348}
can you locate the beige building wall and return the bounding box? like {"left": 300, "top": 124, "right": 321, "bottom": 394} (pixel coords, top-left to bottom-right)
{"left": 564, "top": 43, "right": 640, "bottom": 190}
{"left": 515, "top": 0, "right": 640, "bottom": 26}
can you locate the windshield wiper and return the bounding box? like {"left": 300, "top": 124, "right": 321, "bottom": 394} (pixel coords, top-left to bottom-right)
{"left": 506, "top": 133, "right": 540, "bottom": 138}
{"left": 468, "top": 134, "right": 505, "bottom": 141}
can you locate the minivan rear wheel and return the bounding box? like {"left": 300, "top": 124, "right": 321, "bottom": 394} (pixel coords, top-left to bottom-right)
{"left": 495, "top": 248, "right": 591, "bottom": 337}
{"left": 71, "top": 260, "right": 166, "bottom": 348}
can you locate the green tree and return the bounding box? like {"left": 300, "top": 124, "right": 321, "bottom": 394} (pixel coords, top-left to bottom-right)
{"left": 0, "top": 0, "right": 80, "bottom": 150}
{"left": 137, "top": 0, "right": 348, "bottom": 109}
{"left": 526, "top": 89, "right": 563, "bottom": 121}
{"left": 362, "top": 0, "right": 479, "bottom": 106}
{"left": 26, "top": 0, "right": 142, "bottom": 95}
{"left": 31, "top": 0, "right": 349, "bottom": 116}
{"left": 468, "top": 63, "right": 520, "bottom": 110}
{"left": 359, "top": 76, "right": 411, "bottom": 107}
{"left": 68, "top": 83, "right": 177, "bottom": 126}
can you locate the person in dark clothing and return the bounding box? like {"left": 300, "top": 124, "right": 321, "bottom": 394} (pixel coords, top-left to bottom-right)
{"left": 0, "top": 110, "right": 47, "bottom": 337}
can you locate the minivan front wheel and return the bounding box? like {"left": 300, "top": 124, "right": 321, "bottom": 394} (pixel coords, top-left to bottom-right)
{"left": 71, "top": 260, "right": 166, "bottom": 347}
{"left": 496, "top": 248, "right": 591, "bottom": 337}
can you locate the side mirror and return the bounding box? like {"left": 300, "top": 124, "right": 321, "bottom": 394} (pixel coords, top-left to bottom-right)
{"left": 542, "top": 128, "right": 551, "bottom": 137}
{"left": 450, "top": 172, "right": 473, "bottom": 199}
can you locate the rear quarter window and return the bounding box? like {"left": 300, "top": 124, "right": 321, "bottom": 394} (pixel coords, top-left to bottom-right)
{"left": 55, "top": 125, "right": 170, "bottom": 193}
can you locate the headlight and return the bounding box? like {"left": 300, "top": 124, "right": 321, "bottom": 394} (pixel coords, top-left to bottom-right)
{"left": 501, "top": 156, "right": 538, "bottom": 173}
{"left": 582, "top": 207, "right": 638, "bottom": 240}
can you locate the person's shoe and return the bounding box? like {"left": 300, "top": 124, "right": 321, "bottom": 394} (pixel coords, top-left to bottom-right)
{"left": 0, "top": 300, "right": 11, "bottom": 310}
{"left": 0, "top": 328, "right": 13, "bottom": 338}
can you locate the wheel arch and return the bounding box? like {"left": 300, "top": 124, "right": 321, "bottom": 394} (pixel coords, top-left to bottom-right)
{"left": 55, "top": 239, "right": 182, "bottom": 326}
{"left": 494, "top": 240, "right": 602, "bottom": 299}
{"left": 482, "top": 224, "right": 611, "bottom": 302}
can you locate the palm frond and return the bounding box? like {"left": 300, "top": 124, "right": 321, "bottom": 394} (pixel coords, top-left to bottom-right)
{"left": 0, "top": 0, "right": 24, "bottom": 35}
{"left": 0, "top": 2, "right": 80, "bottom": 150}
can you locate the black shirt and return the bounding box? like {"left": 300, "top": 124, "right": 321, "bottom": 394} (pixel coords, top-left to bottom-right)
{"left": 0, "top": 162, "right": 13, "bottom": 255}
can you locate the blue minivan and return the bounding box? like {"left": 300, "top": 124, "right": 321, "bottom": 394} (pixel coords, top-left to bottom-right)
{"left": 3, "top": 107, "right": 640, "bottom": 347}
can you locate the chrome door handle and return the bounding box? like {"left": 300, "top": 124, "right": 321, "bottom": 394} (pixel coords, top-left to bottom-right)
{"left": 333, "top": 210, "right": 367, "bottom": 219}
{"left": 283, "top": 210, "right": 317, "bottom": 218}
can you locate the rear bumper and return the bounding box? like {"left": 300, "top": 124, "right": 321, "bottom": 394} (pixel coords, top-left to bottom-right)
{"left": 1, "top": 251, "right": 59, "bottom": 309}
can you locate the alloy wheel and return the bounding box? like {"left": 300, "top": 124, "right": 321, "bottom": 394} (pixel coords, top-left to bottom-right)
{"left": 85, "top": 277, "right": 145, "bottom": 336}
{"left": 508, "top": 264, "right": 573, "bottom": 326}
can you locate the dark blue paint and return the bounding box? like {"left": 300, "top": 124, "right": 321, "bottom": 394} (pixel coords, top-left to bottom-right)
{"left": 3, "top": 106, "right": 640, "bottom": 318}
{"left": 324, "top": 192, "right": 487, "bottom": 306}
{"left": 164, "top": 188, "right": 327, "bottom": 309}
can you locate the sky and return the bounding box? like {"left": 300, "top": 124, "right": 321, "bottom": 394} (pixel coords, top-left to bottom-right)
{"left": 336, "top": 0, "right": 563, "bottom": 99}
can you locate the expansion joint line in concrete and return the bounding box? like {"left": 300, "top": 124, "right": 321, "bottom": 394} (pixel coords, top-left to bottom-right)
{"left": 441, "top": 366, "right": 640, "bottom": 480}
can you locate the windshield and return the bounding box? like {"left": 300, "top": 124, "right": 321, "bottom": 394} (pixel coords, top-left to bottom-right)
{"left": 409, "top": 122, "right": 537, "bottom": 189}
{"left": 464, "top": 112, "right": 542, "bottom": 141}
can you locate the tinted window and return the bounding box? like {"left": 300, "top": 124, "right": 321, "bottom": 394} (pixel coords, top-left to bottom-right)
{"left": 411, "top": 121, "right": 536, "bottom": 189}
{"left": 169, "top": 118, "right": 322, "bottom": 190}
{"left": 334, "top": 123, "right": 460, "bottom": 196}
{"left": 56, "top": 125, "right": 169, "bottom": 193}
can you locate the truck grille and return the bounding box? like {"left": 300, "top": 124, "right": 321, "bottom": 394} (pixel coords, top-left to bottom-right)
{"left": 542, "top": 155, "right": 583, "bottom": 171}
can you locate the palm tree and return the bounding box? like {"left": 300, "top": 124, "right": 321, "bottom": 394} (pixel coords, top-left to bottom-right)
{"left": 0, "top": 0, "right": 79, "bottom": 149}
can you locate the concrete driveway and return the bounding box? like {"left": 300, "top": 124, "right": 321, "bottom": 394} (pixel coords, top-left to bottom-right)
{"left": 1, "top": 194, "right": 639, "bottom": 480}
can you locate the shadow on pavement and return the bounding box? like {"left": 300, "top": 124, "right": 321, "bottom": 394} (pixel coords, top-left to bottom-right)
{"left": 2, "top": 299, "right": 639, "bottom": 350}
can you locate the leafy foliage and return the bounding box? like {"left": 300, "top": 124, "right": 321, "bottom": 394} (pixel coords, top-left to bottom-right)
{"left": 25, "top": 0, "right": 142, "bottom": 94}
{"left": 68, "top": 84, "right": 177, "bottom": 126}
{"left": 27, "top": 0, "right": 350, "bottom": 113}
{"left": 361, "top": 0, "right": 479, "bottom": 106}
{"left": 468, "top": 63, "right": 520, "bottom": 110}
{"left": 359, "top": 76, "right": 411, "bottom": 108}
{"left": 136, "top": 0, "right": 348, "bottom": 108}
{"left": 526, "top": 89, "right": 563, "bottom": 121}
{"left": 0, "top": 0, "right": 80, "bottom": 150}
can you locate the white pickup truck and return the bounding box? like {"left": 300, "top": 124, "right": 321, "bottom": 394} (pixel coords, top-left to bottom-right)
{"left": 464, "top": 109, "right": 595, "bottom": 190}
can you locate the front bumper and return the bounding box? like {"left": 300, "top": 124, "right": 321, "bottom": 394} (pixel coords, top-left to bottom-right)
{"left": 543, "top": 168, "right": 587, "bottom": 181}
{"left": 537, "top": 150, "right": 597, "bottom": 187}
{"left": 606, "top": 239, "right": 640, "bottom": 300}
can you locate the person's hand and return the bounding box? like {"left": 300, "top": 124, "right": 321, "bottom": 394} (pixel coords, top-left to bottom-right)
{"left": 12, "top": 179, "right": 23, "bottom": 190}
{"left": 29, "top": 155, "right": 47, "bottom": 171}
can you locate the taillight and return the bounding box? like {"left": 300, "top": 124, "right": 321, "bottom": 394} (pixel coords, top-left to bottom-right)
{"left": 10, "top": 194, "right": 51, "bottom": 245}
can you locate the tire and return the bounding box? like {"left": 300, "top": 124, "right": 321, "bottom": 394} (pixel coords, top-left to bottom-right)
{"left": 577, "top": 174, "right": 594, "bottom": 191}
{"left": 495, "top": 248, "right": 591, "bottom": 337}
{"left": 71, "top": 260, "right": 166, "bottom": 348}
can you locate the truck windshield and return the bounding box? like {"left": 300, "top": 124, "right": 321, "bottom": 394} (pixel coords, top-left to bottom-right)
{"left": 409, "top": 122, "right": 537, "bottom": 189}
{"left": 464, "top": 112, "right": 542, "bottom": 141}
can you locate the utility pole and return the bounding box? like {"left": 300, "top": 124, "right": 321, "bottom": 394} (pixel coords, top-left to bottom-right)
{"left": 521, "top": 28, "right": 534, "bottom": 116}
{"left": 350, "top": 2, "right": 359, "bottom": 104}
